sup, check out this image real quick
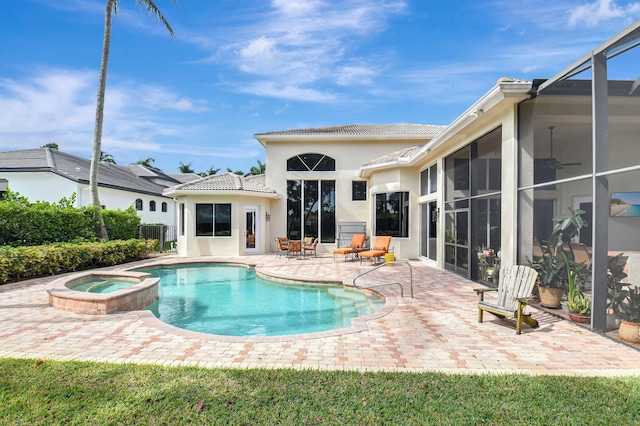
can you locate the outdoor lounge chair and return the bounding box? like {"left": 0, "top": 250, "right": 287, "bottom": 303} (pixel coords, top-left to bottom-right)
{"left": 333, "top": 234, "right": 367, "bottom": 262}
{"left": 474, "top": 264, "right": 539, "bottom": 334}
{"left": 359, "top": 236, "right": 392, "bottom": 264}
{"left": 302, "top": 238, "right": 319, "bottom": 257}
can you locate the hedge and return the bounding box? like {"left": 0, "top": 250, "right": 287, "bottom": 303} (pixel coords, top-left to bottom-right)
{"left": 0, "top": 239, "right": 159, "bottom": 285}
{"left": 0, "top": 190, "right": 142, "bottom": 246}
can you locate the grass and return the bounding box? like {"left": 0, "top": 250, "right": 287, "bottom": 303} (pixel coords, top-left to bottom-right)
{"left": 1, "top": 358, "right": 639, "bottom": 425}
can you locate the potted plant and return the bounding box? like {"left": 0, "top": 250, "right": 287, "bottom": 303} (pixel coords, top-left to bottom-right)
{"left": 618, "top": 284, "right": 640, "bottom": 343}
{"left": 529, "top": 255, "right": 565, "bottom": 307}
{"left": 607, "top": 253, "right": 628, "bottom": 329}
{"left": 528, "top": 208, "right": 588, "bottom": 308}
{"left": 564, "top": 253, "right": 590, "bottom": 323}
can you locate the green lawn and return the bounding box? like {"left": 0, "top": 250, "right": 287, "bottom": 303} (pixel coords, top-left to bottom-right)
{"left": 1, "top": 358, "right": 639, "bottom": 425}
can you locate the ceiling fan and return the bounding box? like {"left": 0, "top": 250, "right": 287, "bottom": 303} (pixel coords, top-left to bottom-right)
{"left": 543, "top": 125, "right": 582, "bottom": 169}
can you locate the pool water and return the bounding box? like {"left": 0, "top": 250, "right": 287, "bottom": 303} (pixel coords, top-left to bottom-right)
{"left": 138, "top": 263, "right": 384, "bottom": 337}
{"left": 69, "top": 278, "right": 138, "bottom": 294}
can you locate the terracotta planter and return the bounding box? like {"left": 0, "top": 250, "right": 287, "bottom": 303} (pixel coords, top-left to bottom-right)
{"left": 538, "top": 286, "right": 563, "bottom": 308}
{"left": 618, "top": 320, "right": 640, "bottom": 344}
{"left": 568, "top": 312, "right": 590, "bottom": 323}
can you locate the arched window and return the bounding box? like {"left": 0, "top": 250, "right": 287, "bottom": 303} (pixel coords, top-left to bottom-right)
{"left": 287, "top": 153, "right": 335, "bottom": 171}
{"left": 149, "top": 200, "right": 156, "bottom": 212}
{"left": 161, "top": 202, "right": 168, "bottom": 212}
{"left": 135, "top": 198, "right": 143, "bottom": 210}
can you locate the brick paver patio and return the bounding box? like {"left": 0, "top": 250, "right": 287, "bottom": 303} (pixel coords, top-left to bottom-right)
{"left": 1, "top": 254, "right": 638, "bottom": 375}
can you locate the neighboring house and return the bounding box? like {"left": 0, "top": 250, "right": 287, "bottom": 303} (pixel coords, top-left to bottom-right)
{"left": 166, "top": 21, "right": 640, "bottom": 332}
{"left": 0, "top": 148, "right": 198, "bottom": 226}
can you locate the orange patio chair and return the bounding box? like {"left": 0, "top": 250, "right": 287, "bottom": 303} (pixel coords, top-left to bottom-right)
{"left": 302, "top": 238, "right": 319, "bottom": 257}
{"left": 359, "top": 236, "right": 392, "bottom": 264}
{"left": 333, "top": 234, "right": 367, "bottom": 262}
{"left": 274, "top": 237, "right": 289, "bottom": 258}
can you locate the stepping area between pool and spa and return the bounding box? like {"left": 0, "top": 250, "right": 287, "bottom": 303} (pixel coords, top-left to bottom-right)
{"left": 1, "top": 254, "right": 639, "bottom": 375}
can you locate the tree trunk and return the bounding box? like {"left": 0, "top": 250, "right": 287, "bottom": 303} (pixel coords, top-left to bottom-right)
{"left": 90, "top": 0, "right": 115, "bottom": 240}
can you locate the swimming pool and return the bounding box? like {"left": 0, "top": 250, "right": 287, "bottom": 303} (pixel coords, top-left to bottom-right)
{"left": 137, "top": 263, "right": 385, "bottom": 337}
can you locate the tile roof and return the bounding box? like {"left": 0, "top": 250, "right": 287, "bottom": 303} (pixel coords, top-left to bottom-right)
{"left": 163, "top": 172, "right": 277, "bottom": 197}
{"left": 255, "top": 123, "right": 446, "bottom": 138}
{"left": 0, "top": 148, "right": 189, "bottom": 197}
{"left": 167, "top": 173, "right": 202, "bottom": 183}
{"left": 361, "top": 146, "right": 422, "bottom": 167}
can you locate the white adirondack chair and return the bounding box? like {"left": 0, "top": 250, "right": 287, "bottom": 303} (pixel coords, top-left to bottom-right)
{"left": 474, "top": 265, "right": 539, "bottom": 334}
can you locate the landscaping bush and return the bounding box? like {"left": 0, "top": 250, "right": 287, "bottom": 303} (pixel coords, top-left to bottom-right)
{"left": 0, "top": 190, "right": 141, "bottom": 245}
{"left": 101, "top": 206, "right": 141, "bottom": 241}
{"left": 0, "top": 239, "right": 158, "bottom": 284}
{"left": 0, "top": 191, "right": 95, "bottom": 246}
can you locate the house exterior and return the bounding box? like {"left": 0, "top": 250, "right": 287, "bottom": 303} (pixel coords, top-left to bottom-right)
{"left": 0, "top": 148, "right": 198, "bottom": 226}
{"left": 163, "top": 21, "right": 640, "bottom": 333}
{"left": 163, "top": 173, "right": 279, "bottom": 256}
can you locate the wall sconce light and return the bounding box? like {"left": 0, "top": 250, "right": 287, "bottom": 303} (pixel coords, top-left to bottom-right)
{"left": 265, "top": 212, "right": 271, "bottom": 222}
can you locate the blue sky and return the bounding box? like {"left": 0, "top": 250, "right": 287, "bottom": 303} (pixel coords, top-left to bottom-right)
{"left": 1, "top": 0, "right": 640, "bottom": 175}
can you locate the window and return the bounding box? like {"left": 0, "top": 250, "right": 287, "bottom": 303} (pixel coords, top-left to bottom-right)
{"left": 179, "top": 203, "right": 185, "bottom": 236}
{"left": 420, "top": 164, "right": 438, "bottom": 196}
{"left": 444, "top": 127, "right": 502, "bottom": 279}
{"left": 287, "top": 179, "right": 335, "bottom": 242}
{"left": 161, "top": 202, "right": 168, "bottom": 212}
{"left": 214, "top": 204, "right": 232, "bottom": 236}
{"left": 135, "top": 198, "right": 143, "bottom": 210}
{"left": 287, "top": 153, "right": 336, "bottom": 171}
{"left": 149, "top": 200, "right": 156, "bottom": 212}
{"left": 352, "top": 181, "right": 367, "bottom": 201}
{"left": 375, "top": 192, "right": 409, "bottom": 237}
{"left": 0, "top": 178, "right": 7, "bottom": 200}
{"left": 196, "top": 203, "right": 232, "bottom": 237}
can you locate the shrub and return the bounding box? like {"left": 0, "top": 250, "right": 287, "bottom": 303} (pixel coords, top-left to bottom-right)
{"left": 0, "top": 239, "right": 158, "bottom": 284}
{"left": 0, "top": 190, "right": 141, "bottom": 245}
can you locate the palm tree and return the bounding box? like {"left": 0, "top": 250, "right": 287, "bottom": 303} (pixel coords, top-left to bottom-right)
{"left": 178, "top": 161, "right": 195, "bottom": 173}
{"left": 41, "top": 142, "right": 59, "bottom": 150}
{"left": 136, "top": 157, "right": 157, "bottom": 168}
{"left": 89, "top": 0, "right": 175, "bottom": 239}
{"left": 100, "top": 151, "right": 116, "bottom": 164}
{"left": 227, "top": 167, "right": 245, "bottom": 176}
{"left": 202, "top": 165, "right": 220, "bottom": 176}
{"left": 246, "top": 159, "right": 266, "bottom": 176}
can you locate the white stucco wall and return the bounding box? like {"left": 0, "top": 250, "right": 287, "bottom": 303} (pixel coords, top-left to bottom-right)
{"left": 1, "top": 171, "right": 79, "bottom": 204}
{"left": 1, "top": 171, "right": 176, "bottom": 226}
{"left": 264, "top": 138, "right": 427, "bottom": 254}
{"left": 174, "top": 194, "right": 272, "bottom": 257}
{"left": 367, "top": 167, "right": 420, "bottom": 260}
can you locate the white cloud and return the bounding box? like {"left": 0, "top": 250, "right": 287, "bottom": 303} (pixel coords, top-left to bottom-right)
{"left": 0, "top": 68, "right": 208, "bottom": 158}
{"left": 335, "top": 65, "right": 377, "bottom": 86}
{"left": 568, "top": 0, "right": 640, "bottom": 27}
{"left": 210, "top": 0, "right": 407, "bottom": 101}
{"left": 238, "top": 81, "right": 337, "bottom": 102}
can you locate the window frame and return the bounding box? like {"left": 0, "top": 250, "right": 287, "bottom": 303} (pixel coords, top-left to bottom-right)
{"left": 374, "top": 191, "right": 410, "bottom": 238}
{"left": 195, "top": 203, "right": 233, "bottom": 237}
{"left": 352, "top": 180, "right": 367, "bottom": 201}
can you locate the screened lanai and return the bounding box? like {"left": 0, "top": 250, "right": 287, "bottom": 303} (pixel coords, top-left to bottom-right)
{"left": 517, "top": 20, "right": 640, "bottom": 332}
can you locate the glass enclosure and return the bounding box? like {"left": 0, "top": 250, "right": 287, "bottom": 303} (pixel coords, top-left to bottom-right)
{"left": 445, "top": 128, "right": 502, "bottom": 280}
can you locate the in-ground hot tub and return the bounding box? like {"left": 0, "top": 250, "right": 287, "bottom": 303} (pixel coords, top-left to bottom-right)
{"left": 46, "top": 271, "right": 159, "bottom": 315}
